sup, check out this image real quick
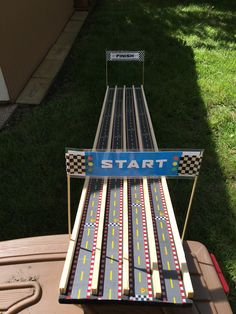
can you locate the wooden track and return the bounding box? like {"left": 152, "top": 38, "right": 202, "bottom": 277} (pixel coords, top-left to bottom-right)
{"left": 59, "top": 86, "right": 193, "bottom": 305}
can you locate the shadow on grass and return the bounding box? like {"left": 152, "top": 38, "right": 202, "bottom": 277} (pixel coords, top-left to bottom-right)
{"left": 0, "top": 0, "right": 235, "bottom": 309}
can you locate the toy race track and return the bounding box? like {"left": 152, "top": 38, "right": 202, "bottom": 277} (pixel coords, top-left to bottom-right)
{"left": 59, "top": 85, "right": 194, "bottom": 306}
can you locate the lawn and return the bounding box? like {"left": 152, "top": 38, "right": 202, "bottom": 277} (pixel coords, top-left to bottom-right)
{"left": 0, "top": 0, "right": 235, "bottom": 310}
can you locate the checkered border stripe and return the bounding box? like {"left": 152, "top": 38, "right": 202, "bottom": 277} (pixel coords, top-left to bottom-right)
{"left": 65, "top": 152, "right": 86, "bottom": 176}
{"left": 178, "top": 155, "right": 202, "bottom": 177}
{"left": 106, "top": 50, "right": 145, "bottom": 62}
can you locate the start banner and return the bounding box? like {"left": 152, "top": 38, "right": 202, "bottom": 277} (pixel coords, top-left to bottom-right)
{"left": 65, "top": 150, "right": 203, "bottom": 178}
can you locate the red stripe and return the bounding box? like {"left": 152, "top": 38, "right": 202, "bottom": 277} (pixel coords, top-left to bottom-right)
{"left": 67, "top": 180, "right": 93, "bottom": 296}
{"left": 210, "top": 253, "right": 230, "bottom": 295}
{"left": 86, "top": 180, "right": 104, "bottom": 298}
{"left": 117, "top": 180, "right": 123, "bottom": 299}
{"left": 158, "top": 179, "right": 186, "bottom": 303}
{"left": 140, "top": 181, "right": 153, "bottom": 300}
{"left": 147, "top": 180, "right": 168, "bottom": 300}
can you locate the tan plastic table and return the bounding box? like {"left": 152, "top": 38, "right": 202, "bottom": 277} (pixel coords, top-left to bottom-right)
{"left": 0, "top": 235, "right": 232, "bottom": 313}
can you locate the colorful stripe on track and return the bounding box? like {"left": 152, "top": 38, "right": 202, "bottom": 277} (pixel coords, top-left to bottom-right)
{"left": 86, "top": 180, "right": 104, "bottom": 298}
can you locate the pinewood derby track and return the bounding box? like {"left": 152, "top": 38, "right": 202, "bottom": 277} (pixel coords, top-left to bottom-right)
{"left": 59, "top": 86, "right": 194, "bottom": 306}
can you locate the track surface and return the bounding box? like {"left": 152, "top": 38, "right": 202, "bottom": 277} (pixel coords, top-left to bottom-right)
{"left": 60, "top": 86, "right": 189, "bottom": 305}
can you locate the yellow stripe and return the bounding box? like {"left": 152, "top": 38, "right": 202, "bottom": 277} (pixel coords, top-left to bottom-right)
{"left": 134, "top": 185, "right": 136, "bottom": 191}
{"left": 110, "top": 271, "right": 113, "bottom": 281}
{"left": 164, "top": 246, "right": 168, "bottom": 255}
{"left": 112, "top": 241, "right": 115, "bottom": 249}
{"left": 109, "top": 288, "right": 112, "bottom": 299}
{"left": 135, "top": 207, "right": 138, "bottom": 214}
{"left": 157, "top": 204, "right": 160, "bottom": 211}
{"left": 85, "top": 241, "right": 89, "bottom": 249}
{"left": 134, "top": 193, "right": 137, "bottom": 198}
{"left": 90, "top": 210, "right": 93, "bottom": 217}
{"left": 170, "top": 278, "right": 174, "bottom": 288}
{"left": 114, "top": 200, "right": 116, "bottom": 207}
{"left": 138, "top": 256, "right": 141, "bottom": 266}
{"left": 112, "top": 228, "right": 115, "bottom": 236}
{"left": 167, "top": 261, "right": 171, "bottom": 270}
{"left": 78, "top": 289, "right": 81, "bottom": 299}
{"left": 110, "top": 255, "right": 114, "bottom": 264}
{"left": 160, "top": 221, "right": 163, "bottom": 229}
{"left": 93, "top": 192, "right": 96, "bottom": 198}
{"left": 80, "top": 271, "right": 84, "bottom": 281}
{"left": 155, "top": 195, "right": 158, "bottom": 202}
{"left": 173, "top": 297, "right": 176, "bottom": 304}
{"left": 113, "top": 210, "right": 116, "bottom": 216}
{"left": 137, "top": 242, "right": 140, "bottom": 250}
{"left": 87, "top": 228, "right": 90, "bottom": 236}
{"left": 154, "top": 186, "right": 157, "bottom": 192}
{"left": 92, "top": 201, "right": 95, "bottom": 207}
{"left": 162, "top": 233, "right": 165, "bottom": 241}
{"left": 136, "top": 217, "right": 138, "bottom": 225}
{"left": 114, "top": 192, "right": 117, "bottom": 198}
{"left": 83, "top": 255, "right": 87, "bottom": 264}
{"left": 138, "top": 272, "right": 142, "bottom": 283}
{"left": 136, "top": 228, "right": 139, "bottom": 237}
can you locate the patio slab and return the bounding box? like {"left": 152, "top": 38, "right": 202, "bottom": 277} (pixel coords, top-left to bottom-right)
{"left": 16, "top": 11, "right": 88, "bottom": 106}
{"left": 16, "top": 78, "right": 51, "bottom": 105}
{"left": 0, "top": 104, "right": 17, "bottom": 129}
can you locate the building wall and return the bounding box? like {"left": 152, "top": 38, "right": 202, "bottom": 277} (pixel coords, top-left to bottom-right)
{"left": 0, "top": 0, "right": 74, "bottom": 102}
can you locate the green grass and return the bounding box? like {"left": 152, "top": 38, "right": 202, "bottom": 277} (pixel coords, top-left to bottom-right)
{"left": 0, "top": 0, "right": 236, "bottom": 310}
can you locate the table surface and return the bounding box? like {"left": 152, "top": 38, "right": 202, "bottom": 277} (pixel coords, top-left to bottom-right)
{"left": 0, "top": 235, "right": 232, "bottom": 314}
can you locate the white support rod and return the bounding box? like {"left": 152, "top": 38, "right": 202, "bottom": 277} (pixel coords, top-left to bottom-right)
{"left": 91, "top": 86, "right": 118, "bottom": 295}
{"left": 122, "top": 85, "right": 129, "bottom": 295}
{"left": 161, "top": 178, "right": 194, "bottom": 298}
{"left": 140, "top": 86, "right": 194, "bottom": 298}
{"left": 67, "top": 174, "right": 71, "bottom": 238}
{"left": 132, "top": 86, "right": 161, "bottom": 297}
{"left": 59, "top": 87, "right": 110, "bottom": 294}
{"left": 181, "top": 176, "right": 198, "bottom": 241}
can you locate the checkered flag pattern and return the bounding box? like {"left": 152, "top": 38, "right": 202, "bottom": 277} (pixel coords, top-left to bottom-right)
{"left": 178, "top": 154, "right": 203, "bottom": 177}
{"left": 108, "top": 222, "right": 120, "bottom": 227}
{"left": 106, "top": 51, "right": 145, "bottom": 62}
{"left": 155, "top": 216, "right": 166, "bottom": 221}
{"left": 134, "top": 295, "right": 149, "bottom": 301}
{"left": 132, "top": 203, "right": 142, "bottom": 207}
{"left": 85, "top": 222, "right": 95, "bottom": 227}
{"left": 65, "top": 152, "right": 86, "bottom": 177}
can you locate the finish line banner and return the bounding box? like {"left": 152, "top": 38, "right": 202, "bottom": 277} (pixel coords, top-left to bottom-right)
{"left": 65, "top": 150, "right": 203, "bottom": 178}
{"left": 106, "top": 51, "right": 145, "bottom": 62}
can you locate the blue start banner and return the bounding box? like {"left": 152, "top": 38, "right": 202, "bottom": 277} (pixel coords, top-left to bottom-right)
{"left": 65, "top": 150, "right": 203, "bottom": 178}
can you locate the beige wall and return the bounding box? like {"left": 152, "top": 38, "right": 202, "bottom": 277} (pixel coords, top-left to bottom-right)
{"left": 0, "top": 0, "right": 74, "bottom": 102}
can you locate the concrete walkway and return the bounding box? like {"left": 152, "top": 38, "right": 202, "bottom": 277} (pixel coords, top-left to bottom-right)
{"left": 0, "top": 11, "right": 88, "bottom": 130}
